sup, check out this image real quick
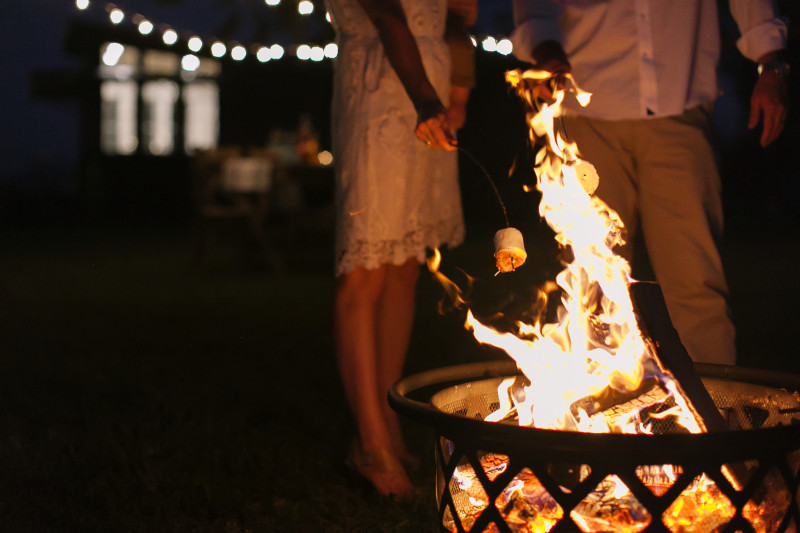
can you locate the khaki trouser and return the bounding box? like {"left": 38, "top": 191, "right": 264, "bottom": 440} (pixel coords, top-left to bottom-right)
{"left": 562, "top": 104, "right": 736, "bottom": 365}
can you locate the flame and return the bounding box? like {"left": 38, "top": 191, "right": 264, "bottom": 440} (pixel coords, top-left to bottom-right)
{"left": 441, "top": 68, "right": 707, "bottom": 435}
{"left": 427, "top": 248, "right": 470, "bottom": 313}
{"left": 432, "top": 67, "right": 745, "bottom": 529}
{"left": 421, "top": 69, "right": 708, "bottom": 434}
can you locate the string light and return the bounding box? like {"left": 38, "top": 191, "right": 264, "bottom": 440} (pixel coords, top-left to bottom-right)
{"left": 270, "top": 44, "right": 284, "bottom": 59}
{"left": 296, "top": 44, "right": 311, "bottom": 60}
{"left": 162, "top": 29, "right": 178, "bottom": 45}
{"left": 309, "top": 46, "right": 324, "bottom": 61}
{"left": 138, "top": 19, "right": 153, "bottom": 35}
{"left": 210, "top": 41, "right": 227, "bottom": 58}
{"left": 323, "top": 43, "right": 338, "bottom": 59}
{"left": 181, "top": 54, "right": 201, "bottom": 72}
{"left": 298, "top": 1, "right": 314, "bottom": 15}
{"left": 101, "top": 42, "right": 125, "bottom": 66}
{"left": 257, "top": 46, "right": 272, "bottom": 62}
{"left": 109, "top": 8, "right": 124, "bottom": 24}
{"left": 231, "top": 45, "right": 247, "bottom": 61}
{"left": 74, "top": 1, "right": 511, "bottom": 63}
{"left": 496, "top": 38, "right": 513, "bottom": 56}
{"left": 188, "top": 36, "right": 203, "bottom": 52}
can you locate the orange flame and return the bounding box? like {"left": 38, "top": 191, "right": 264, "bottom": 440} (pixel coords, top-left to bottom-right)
{"left": 455, "top": 69, "right": 703, "bottom": 434}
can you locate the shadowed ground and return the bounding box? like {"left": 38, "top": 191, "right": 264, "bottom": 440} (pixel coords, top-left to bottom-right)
{"left": 1, "top": 193, "right": 798, "bottom": 531}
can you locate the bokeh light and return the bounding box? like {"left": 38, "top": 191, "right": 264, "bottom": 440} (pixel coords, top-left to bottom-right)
{"left": 162, "top": 29, "right": 178, "bottom": 45}
{"left": 188, "top": 36, "right": 203, "bottom": 52}
{"left": 298, "top": 1, "right": 314, "bottom": 15}
{"left": 296, "top": 44, "right": 311, "bottom": 60}
{"left": 109, "top": 8, "right": 124, "bottom": 24}
{"left": 211, "top": 41, "right": 227, "bottom": 58}
{"left": 324, "top": 43, "right": 338, "bottom": 58}
{"left": 181, "top": 54, "right": 201, "bottom": 72}
{"left": 102, "top": 42, "right": 125, "bottom": 66}
{"left": 138, "top": 20, "right": 154, "bottom": 35}
{"left": 231, "top": 45, "right": 247, "bottom": 61}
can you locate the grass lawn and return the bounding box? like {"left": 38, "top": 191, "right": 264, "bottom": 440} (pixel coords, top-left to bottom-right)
{"left": 1, "top": 208, "right": 798, "bottom": 531}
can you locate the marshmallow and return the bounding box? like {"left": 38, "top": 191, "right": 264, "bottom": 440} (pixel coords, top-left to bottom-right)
{"left": 494, "top": 227, "right": 527, "bottom": 273}
{"left": 573, "top": 161, "right": 599, "bottom": 195}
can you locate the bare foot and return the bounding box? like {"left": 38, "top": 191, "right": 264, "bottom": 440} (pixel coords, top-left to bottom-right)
{"left": 347, "top": 442, "right": 415, "bottom": 500}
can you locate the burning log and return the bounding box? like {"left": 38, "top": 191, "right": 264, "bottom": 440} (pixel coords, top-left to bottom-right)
{"left": 629, "top": 281, "right": 728, "bottom": 434}
{"left": 629, "top": 281, "right": 751, "bottom": 491}
{"left": 568, "top": 377, "right": 673, "bottom": 432}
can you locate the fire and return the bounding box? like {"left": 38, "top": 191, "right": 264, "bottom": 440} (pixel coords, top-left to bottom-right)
{"left": 431, "top": 68, "right": 752, "bottom": 530}
{"left": 455, "top": 68, "right": 700, "bottom": 435}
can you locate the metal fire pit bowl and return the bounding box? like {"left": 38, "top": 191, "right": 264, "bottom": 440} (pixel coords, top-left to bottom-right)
{"left": 389, "top": 360, "right": 800, "bottom": 533}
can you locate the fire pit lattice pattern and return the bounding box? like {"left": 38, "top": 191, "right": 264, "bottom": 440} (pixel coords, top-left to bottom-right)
{"left": 424, "top": 373, "right": 800, "bottom": 533}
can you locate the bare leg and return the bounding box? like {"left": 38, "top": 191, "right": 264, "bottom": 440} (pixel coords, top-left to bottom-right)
{"left": 335, "top": 265, "right": 391, "bottom": 450}
{"left": 335, "top": 264, "right": 414, "bottom": 497}
{"left": 376, "top": 258, "right": 420, "bottom": 460}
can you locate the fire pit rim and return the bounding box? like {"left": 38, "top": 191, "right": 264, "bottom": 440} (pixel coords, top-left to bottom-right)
{"left": 389, "top": 360, "right": 800, "bottom": 464}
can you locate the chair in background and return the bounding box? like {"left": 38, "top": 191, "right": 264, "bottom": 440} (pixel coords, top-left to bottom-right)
{"left": 190, "top": 147, "right": 283, "bottom": 272}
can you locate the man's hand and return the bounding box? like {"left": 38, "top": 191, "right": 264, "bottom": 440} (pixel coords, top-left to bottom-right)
{"left": 749, "top": 52, "right": 789, "bottom": 148}
{"left": 529, "top": 40, "right": 571, "bottom": 101}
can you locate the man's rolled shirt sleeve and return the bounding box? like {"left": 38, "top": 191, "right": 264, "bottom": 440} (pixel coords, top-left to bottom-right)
{"left": 510, "top": 0, "right": 564, "bottom": 64}
{"left": 729, "top": 0, "right": 788, "bottom": 61}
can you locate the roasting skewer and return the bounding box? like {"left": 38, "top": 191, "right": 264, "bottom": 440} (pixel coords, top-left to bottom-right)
{"left": 456, "top": 145, "right": 528, "bottom": 273}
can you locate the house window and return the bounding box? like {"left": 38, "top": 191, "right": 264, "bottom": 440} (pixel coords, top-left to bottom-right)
{"left": 100, "top": 80, "right": 138, "bottom": 155}
{"left": 142, "top": 80, "right": 179, "bottom": 155}
{"left": 183, "top": 81, "right": 219, "bottom": 153}
{"left": 98, "top": 42, "right": 220, "bottom": 156}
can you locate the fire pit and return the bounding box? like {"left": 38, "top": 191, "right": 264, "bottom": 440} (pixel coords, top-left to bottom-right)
{"left": 389, "top": 66, "right": 800, "bottom": 532}
{"left": 390, "top": 360, "right": 800, "bottom": 532}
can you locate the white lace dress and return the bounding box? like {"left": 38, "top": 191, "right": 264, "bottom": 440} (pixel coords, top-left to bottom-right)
{"left": 327, "top": 0, "right": 466, "bottom": 276}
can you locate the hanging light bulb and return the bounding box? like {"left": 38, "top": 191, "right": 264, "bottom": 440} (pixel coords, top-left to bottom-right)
{"left": 138, "top": 19, "right": 154, "bottom": 35}
{"left": 181, "top": 54, "right": 201, "bottom": 72}
{"left": 211, "top": 41, "right": 227, "bottom": 58}
{"left": 270, "top": 44, "right": 284, "bottom": 60}
{"left": 162, "top": 29, "right": 178, "bottom": 45}
{"left": 76, "top": 0, "right": 90, "bottom": 10}
{"left": 309, "top": 46, "right": 324, "bottom": 62}
{"left": 109, "top": 8, "right": 124, "bottom": 24}
{"left": 496, "top": 39, "right": 513, "bottom": 56}
{"left": 102, "top": 42, "right": 125, "bottom": 66}
{"left": 188, "top": 36, "right": 203, "bottom": 52}
{"left": 231, "top": 45, "right": 247, "bottom": 61}
{"left": 296, "top": 44, "right": 311, "bottom": 60}
{"left": 324, "top": 43, "right": 338, "bottom": 59}
{"left": 298, "top": 1, "right": 313, "bottom": 15}
{"left": 257, "top": 46, "right": 271, "bottom": 62}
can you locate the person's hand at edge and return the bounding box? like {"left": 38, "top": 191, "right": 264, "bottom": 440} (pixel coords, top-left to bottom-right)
{"left": 749, "top": 50, "right": 789, "bottom": 148}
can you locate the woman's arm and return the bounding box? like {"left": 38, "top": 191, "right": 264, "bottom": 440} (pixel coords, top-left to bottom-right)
{"left": 356, "top": 0, "right": 456, "bottom": 150}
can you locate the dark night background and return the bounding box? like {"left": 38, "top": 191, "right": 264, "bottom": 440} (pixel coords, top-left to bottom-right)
{"left": 1, "top": 1, "right": 800, "bottom": 531}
